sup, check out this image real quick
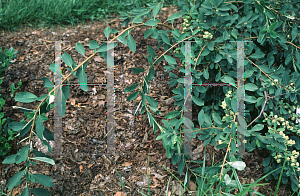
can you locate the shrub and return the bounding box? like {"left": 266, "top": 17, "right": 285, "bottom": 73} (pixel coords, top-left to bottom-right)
{"left": 0, "top": 47, "right": 22, "bottom": 157}
{"left": 2, "top": 0, "right": 300, "bottom": 195}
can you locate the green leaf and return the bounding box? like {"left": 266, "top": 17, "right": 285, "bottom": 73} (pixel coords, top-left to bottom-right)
{"left": 36, "top": 115, "right": 44, "bottom": 141}
{"left": 250, "top": 51, "right": 264, "bottom": 59}
{"left": 7, "top": 170, "right": 25, "bottom": 190}
{"left": 131, "top": 68, "right": 145, "bottom": 73}
{"left": 147, "top": 67, "right": 155, "bottom": 81}
{"left": 178, "top": 156, "right": 185, "bottom": 176}
{"left": 216, "top": 71, "right": 221, "bottom": 82}
{"left": 156, "top": 132, "right": 170, "bottom": 140}
{"left": 251, "top": 124, "right": 264, "bottom": 132}
{"left": 220, "top": 75, "right": 235, "bottom": 84}
{"left": 245, "top": 83, "right": 258, "bottom": 91}
{"left": 212, "top": 113, "right": 222, "bottom": 125}
{"left": 144, "top": 28, "right": 153, "bottom": 39}
{"left": 204, "top": 112, "right": 212, "bottom": 125}
{"left": 62, "top": 84, "right": 70, "bottom": 100}
{"left": 19, "top": 120, "right": 33, "bottom": 138}
{"left": 214, "top": 54, "right": 222, "bottom": 63}
{"left": 277, "top": 142, "right": 286, "bottom": 151}
{"left": 15, "top": 92, "right": 38, "bottom": 103}
{"left": 124, "top": 83, "right": 139, "bottom": 92}
{"left": 146, "top": 95, "right": 158, "bottom": 108}
{"left": 270, "top": 31, "right": 279, "bottom": 39}
{"left": 76, "top": 62, "right": 88, "bottom": 92}
{"left": 203, "top": 68, "right": 209, "bottom": 79}
{"left": 2, "top": 154, "right": 17, "bottom": 164}
{"left": 257, "top": 30, "right": 267, "bottom": 44}
{"left": 146, "top": 110, "right": 154, "bottom": 126}
{"left": 15, "top": 144, "right": 29, "bottom": 164}
{"left": 291, "top": 27, "right": 298, "bottom": 42}
{"left": 96, "top": 42, "right": 117, "bottom": 53}
{"left": 132, "top": 14, "right": 143, "bottom": 24}
{"left": 49, "top": 64, "right": 55, "bottom": 73}
{"left": 147, "top": 46, "right": 155, "bottom": 58}
{"left": 192, "top": 96, "right": 204, "bottom": 106}
{"left": 245, "top": 95, "right": 257, "bottom": 103}
{"left": 61, "top": 52, "right": 76, "bottom": 69}
{"left": 75, "top": 43, "right": 85, "bottom": 56}
{"left": 198, "top": 109, "right": 205, "bottom": 126}
{"left": 127, "top": 91, "right": 139, "bottom": 101}
{"left": 43, "top": 128, "right": 54, "bottom": 141}
{"left": 201, "top": 0, "right": 213, "bottom": 9}
{"left": 265, "top": 9, "right": 274, "bottom": 19}
{"left": 164, "top": 55, "right": 176, "bottom": 65}
{"left": 41, "top": 77, "right": 54, "bottom": 88}
{"left": 172, "top": 29, "right": 180, "bottom": 38}
{"left": 30, "top": 157, "right": 55, "bottom": 166}
{"left": 144, "top": 20, "right": 157, "bottom": 26}
{"left": 223, "top": 30, "right": 229, "bottom": 41}
{"left": 59, "top": 90, "right": 67, "bottom": 117}
{"left": 30, "top": 188, "right": 50, "bottom": 196}
{"left": 166, "top": 13, "right": 182, "bottom": 21}
{"left": 9, "top": 121, "right": 25, "bottom": 131}
{"left": 268, "top": 22, "right": 278, "bottom": 32}
{"left": 89, "top": 40, "right": 100, "bottom": 49}
{"left": 127, "top": 34, "right": 136, "bottom": 53}
{"left": 33, "top": 174, "right": 54, "bottom": 187}
{"left": 104, "top": 26, "right": 111, "bottom": 40}
{"left": 21, "top": 188, "right": 29, "bottom": 196}
{"left": 258, "top": 65, "right": 271, "bottom": 74}
{"left": 37, "top": 94, "right": 48, "bottom": 102}
{"left": 152, "top": 3, "right": 161, "bottom": 18}
{"left": 160, "top": 33, "right": 170, "bottom": 45}
{"left": 262, "top": 156, "right": 271, "bottom": 167}
{"left": 165, "top": 111, "right": 180, "bottom": 119}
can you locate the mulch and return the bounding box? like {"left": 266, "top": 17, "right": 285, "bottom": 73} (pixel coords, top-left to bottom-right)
{"left": 0, "top": 5, "right": 296, "bottom": 196}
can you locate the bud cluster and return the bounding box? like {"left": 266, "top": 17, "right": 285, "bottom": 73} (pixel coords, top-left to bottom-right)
{"left": 203, "top": 31, "right": 213, "bottom": 39}
{"left": 182, "top": 15, "right": 191, "bottom": 33}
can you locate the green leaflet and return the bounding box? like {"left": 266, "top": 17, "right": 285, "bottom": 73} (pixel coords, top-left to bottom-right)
{"left": 41, "top": 77, "right": 54, "bottom": 88}
{"left": 76, "top": 62, "right": 88, "bottom": 92}
{"left": 127, "top": 91, "right": 139, "bottom": 101}
{"left": 146, "top": 95, "right": 158, "bottom": 108}
{"left": 61, "top": 52, "right": 76, "bottom": 69}
{"left": 124, "top": 83, "right": 139, "bottom": 92}
{"left": 165, "top": 111, "right": 180, "bottom": 119}
{"left": 2, "top": 154, "right": 17, "bottom": 164}
{"left": 75, "top": 42, "right": 85, "bottom": 56}
{"left": 15, "top": 144, "right": 29, "bottom": 164}
{"left": 7, "top": 170, "right": 25, "bottom": 190}
{"left": 15, "top": 92, "right": 38, "bottom": 103}
{"left": 89, "top": 40, "right": 100, "bottom": 49}
{"left": 35, "top": 114, "right": 44, "bottom": 142}
{"left": 166, "top": 13, "right": 182, "bottom": 21}
{"left": 30, "top": 188, "right": 51, "bottom": 196}
{"left": 32, "top": 174, "right": 54, "bottom": 187}
{"left": 127, "top": 34, "right": 136, "bottom": 53}
{"left": 144, "top": 19, "right": 157, "bottom": 26}
{"left": 131, "top": 68, "right": 145, "bottom": 73}
{"left": 30, "top": 157, "right": 55, "bottom": 166}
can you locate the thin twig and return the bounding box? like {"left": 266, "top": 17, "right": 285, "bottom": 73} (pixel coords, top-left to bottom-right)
{"left": 247, "top": 77, "right": 268, "bottom": 128}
